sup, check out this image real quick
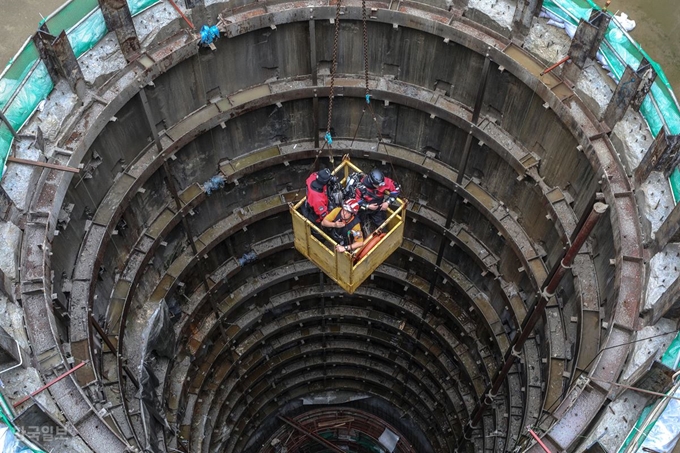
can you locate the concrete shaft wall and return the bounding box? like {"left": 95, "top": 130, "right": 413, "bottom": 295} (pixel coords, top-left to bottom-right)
{"left": 0, "top": 0, "right": 676, "bottom": 452}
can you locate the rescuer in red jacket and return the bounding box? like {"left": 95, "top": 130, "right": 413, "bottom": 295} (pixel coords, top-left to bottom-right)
{"left": 355, "top": 168, "right": 400, "bottom": 230}
{"left": 303, "top": 168, "right": 332, "bottom": 225}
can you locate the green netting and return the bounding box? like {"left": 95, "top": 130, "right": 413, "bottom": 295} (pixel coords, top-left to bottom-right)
{"left": 545, "top": 1, "right": 680, "bottom": 132}
{"left": 1, "top": 43, "right": 40, "bottom": 109}
{"left": 0, "top": 0, "right": 164, "bottom": 182}
{"left": 2, "top": 41, "right": 39, "bottom": 82}
{"left": 4, "top": 63, "right": 53, "bottom": 130}
{"left": 0, "top": 124, "right": 12, "bottom": 178}
{"left": 616, "top": 332, "right": 680, "bottom": 452}
{"left": 43, "top": 0, "right": 99, "bottom": 35}
{"left": 0, "top": 408, "right": 12, "bottom": 433}
{"left": 618, "top": 404, "right": 653, "bottom": 453}
{"left": 0, "top": 392, "right": 45, "bottom": 453}
{"left": 543, "top": 0, "right": 593, "bottom": 23}
{"left": 129, "top": 0, "right": 161, "bottom": 15}
{"left": 544, "top": 0, "right": 680, "bottom": 205}
{"left": 0, "top": 62, "right": 52, "bottom": 176}
{"left": 67, "top": 9, "right": 107, "bottom": 58}
{"left": 661, "top": 331, "right": 680, "bottom": 368}
{"left": 670, "top": 168, "right": 680, "bottom": 204}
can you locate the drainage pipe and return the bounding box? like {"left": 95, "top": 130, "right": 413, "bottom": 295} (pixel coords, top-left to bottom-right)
{"left": 459, "top": 202, "right": 609, "bottom": 446}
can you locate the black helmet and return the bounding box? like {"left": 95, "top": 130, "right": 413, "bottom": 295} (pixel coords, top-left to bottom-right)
{"left": 366, "top": 168, "right": 385, "bottom": 187}
{"left": 316, "top": 168, "right": 332, "bottom": 185}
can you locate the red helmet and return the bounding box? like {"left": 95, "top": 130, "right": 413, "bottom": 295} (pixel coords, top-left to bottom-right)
{"left": 343, "top": 199, "right": 360, "bottom": 214}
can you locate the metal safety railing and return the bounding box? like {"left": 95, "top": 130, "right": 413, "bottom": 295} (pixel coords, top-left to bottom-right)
{"left": 289, "top": 158, "right": 407, "bottom": 294}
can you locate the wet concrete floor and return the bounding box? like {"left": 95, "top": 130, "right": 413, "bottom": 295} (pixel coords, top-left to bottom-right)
{"left": 0, "top": 1, "right": 679, "bottom": 92}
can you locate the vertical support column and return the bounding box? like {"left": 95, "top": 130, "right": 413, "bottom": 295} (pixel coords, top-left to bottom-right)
{"left": 0, "top": 186, "right": 13, "bottom": 222}
{"left": 562, "top": 19, "right": 598, "bottom": 83}
{"left": 33, "top": 30, "right": 87, "bottom": 100}
{"left": 603, "top": 66, "right": 654, "bottom": 129}
{"left": 184, "top": 0, "right": 208, "bottom": 32}
{"left": 457, "top": 50, "right": 491, "bottom": 186}
{"left": 654, "top": 201, "right": 680, "bottom": 252}
{"left": 452, "top": 51, "right": 491, "bottom": 221}
{"left": 634, "top": 128, "right": 680, "bottom": 185}
{"left": 310, "top": 19, "right": 320, "bottom": 149}
{"left": 511, "top": 0, "right": 544, "bottom": 40}
{"left": 644, "top": 267, "right": 680, "bottom": 324}
{"left": 429, "top": 52, "right": 491, "bottom": 299}
{"left": 587, "top": 10, "right": 611, "bottom": 60}
{"left": 630, "top": 60, "right": 657, "bottom": 112}
{"left": 98, "top": 0, "right": 141, "bottom": 63}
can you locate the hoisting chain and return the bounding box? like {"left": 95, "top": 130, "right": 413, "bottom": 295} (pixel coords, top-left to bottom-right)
{"left": 362, "top": 0, "right": 370, "bottom": 103}
{"left": 324, "top": 0, "right": 343, "bottom": 158}
{"left": 350, "top": 0, "right": 371, "bottom": 147}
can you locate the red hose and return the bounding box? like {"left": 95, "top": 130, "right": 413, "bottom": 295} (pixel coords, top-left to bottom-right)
{"left": 354, "top": 232, "right": 385, "bottom": 262}
{"left": 167, "top": 0, "right": 195, "bottom": 29}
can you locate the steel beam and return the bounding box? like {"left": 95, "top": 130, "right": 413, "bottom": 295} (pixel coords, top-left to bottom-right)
{"left": 98, "top": 0, "right": 141, "bottom": 63}
{"left": 90, "top": 315, "right": 140, "bottom": 389}
{"left": 654, "top": 201, "right": 680, "bottom": 254}
{"left": 587, "top": 10, "right": 612, "bottom": 61}
{"left": 568, "top": 20, "right": 598, "bottom": 70}
{"left": 602, "top": 65, "right": 644, "bottom": 129}
{"left": 630, "top": 60, "right": 657, "bottom": 112}
{"left": 635, "top": 127, "right": 680, "bottom": 185}
{"left": 310, "top": 19, "right": 320, "bottom": 148}
{"left": 32, "top": 30, "right": 86, "bottom": 100}
{"left": 6, "top": 156, "right": 79, "bottom": 173}
{"left": 511, "top": 0, "right": 544, "bottom": 39}
{"left": 13, "top": 361, "right": 87, "bottom": 407}
{"left": 562, "top": 14, "right": 609, "bottom": 83}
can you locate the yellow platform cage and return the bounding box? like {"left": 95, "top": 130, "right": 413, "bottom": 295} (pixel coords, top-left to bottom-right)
{"left": 290, "top": 157, "right": 407, "bottom": 294}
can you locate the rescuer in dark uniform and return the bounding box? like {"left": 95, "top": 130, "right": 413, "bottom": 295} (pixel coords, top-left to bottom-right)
{"left": 355, "top": 168, "right": 400, "bottom": 230}
{"left": 321, "top": 198, "right": 364, "bottom": 253}
{"left": 303, "top": 168, "right": 332, "bottom": 225}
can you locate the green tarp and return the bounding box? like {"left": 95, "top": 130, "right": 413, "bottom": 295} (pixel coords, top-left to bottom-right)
{"left": 543, "top": 0, "right": 680, "bottom": 202}
{"left": 0, "top": 0, "right": 160, "bottom": 179}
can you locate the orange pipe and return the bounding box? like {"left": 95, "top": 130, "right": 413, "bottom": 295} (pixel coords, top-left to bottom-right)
{"left": 540, "top": 55, "right": 570, "bottom": 76}
{"left": 167, "top": 0, "right": 195, "bottom": 29}
{"left": 14, "top": 361, "right": 87, "bottom": 407}
{"left": 528, "top": 429, "right": 552, "bottom": 453}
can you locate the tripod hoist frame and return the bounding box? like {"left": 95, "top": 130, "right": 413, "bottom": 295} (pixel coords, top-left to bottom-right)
{"left": 290, "top": 157, "right": 407, "bottom": 294}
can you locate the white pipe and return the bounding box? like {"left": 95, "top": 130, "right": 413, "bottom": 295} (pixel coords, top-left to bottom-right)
{"left": 0, "top": 340, "right": 24, "bottom": 378}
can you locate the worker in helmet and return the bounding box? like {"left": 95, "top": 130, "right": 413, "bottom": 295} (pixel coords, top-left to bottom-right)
{"left": 303, "top": 168, "right": 333, "bottom": 225}
{"left": 356, "top": 168, "right": 401, "bottom": 230}
{"left": 321, "top": 198, "right": 365, "bottom": 253}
